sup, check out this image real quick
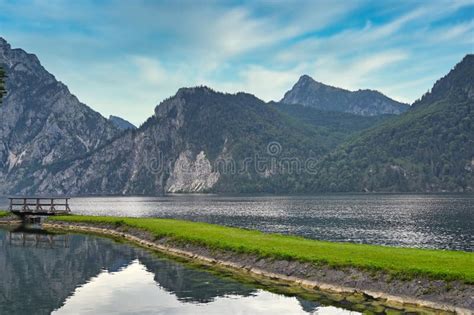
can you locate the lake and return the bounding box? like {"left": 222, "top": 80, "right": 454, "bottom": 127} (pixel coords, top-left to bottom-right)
{"left": 0, "top": 226, "right": 366, "bottom": 314}
{"left": 1, "top": 194, "right": 472, "bottom": 314}
{"left": 59, "top": 193, "right": 474, "bottom": 251}
{"left": 1, "top": 193, "right": 472, "bottom": 251}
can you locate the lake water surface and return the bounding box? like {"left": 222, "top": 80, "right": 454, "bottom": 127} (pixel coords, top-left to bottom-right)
{"left": 67, "top": 194, "right": 473, "bottom": 251}
{"left": 1, "top": 194, "right": 472, "bottom": 314}
{"left": 1, "top": 193, "right": 472, "bottom": 251}
{"left": 0, "top": 226, "right": 363, "bottom": 314}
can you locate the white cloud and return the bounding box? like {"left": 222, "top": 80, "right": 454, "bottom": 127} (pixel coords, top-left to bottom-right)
{"left": 1, "top": 0, "right": 472, "bottom": 122}
{"left": 207, "top": 65, "right": 304, "bottom": 102}
{"left": 202, "top": 49, "right": 408, "bottom": 103}
{"left": 55, "top": 259, "right": 354, "bottom": 315}
{"left": 131, "top": 56, "right": 169, "bottom": 86}
{"left": 300, "top": 50, "right": 409, "bottom": 93}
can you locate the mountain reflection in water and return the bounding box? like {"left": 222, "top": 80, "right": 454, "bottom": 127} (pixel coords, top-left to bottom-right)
{"left": 0, "top": 227, "right": 358, "bottom": 315}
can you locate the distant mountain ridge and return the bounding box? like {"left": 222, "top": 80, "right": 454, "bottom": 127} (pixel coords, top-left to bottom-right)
{"left": 271, "top": 102, "right": 392, "bottom": 135}
{"left": 281, "top": 75, "right": 409, "bottom": 116}
{"left": 109, "top": 115, "right": 136, "bottom": 130}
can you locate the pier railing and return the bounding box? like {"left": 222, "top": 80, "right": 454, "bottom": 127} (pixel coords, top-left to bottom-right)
{"left": 8, "top": 197, "right": 71, "bottom": 216}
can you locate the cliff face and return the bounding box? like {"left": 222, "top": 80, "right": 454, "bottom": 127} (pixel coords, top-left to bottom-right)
{"left": 34, "top": 87, "right": 326, "bottom": 195}
{"left": 0, "top": 37, "right": 120, "bottom": 194}
{"left": 29, "top": 88, "right": 213, "bottom": 195}
{"left": 281, "top": 75, "right": 409, "bottom": 116}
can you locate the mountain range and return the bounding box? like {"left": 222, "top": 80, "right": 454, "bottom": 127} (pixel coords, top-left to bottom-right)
{"left": 0, "top": 37, "right": 472, "bottom": 195}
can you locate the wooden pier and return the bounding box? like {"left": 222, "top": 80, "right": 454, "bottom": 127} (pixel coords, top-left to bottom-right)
{"left": 9, "top": 197, "right": 71, "bottom": 216}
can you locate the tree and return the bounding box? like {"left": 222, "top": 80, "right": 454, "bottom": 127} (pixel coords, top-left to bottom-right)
{"left": 0, "top": 66, "right": 6, "bottom": 103}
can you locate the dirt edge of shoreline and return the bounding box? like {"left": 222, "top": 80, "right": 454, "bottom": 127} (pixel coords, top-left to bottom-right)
{"left": 34, "top": 220, "right": 472, "bottom": 314}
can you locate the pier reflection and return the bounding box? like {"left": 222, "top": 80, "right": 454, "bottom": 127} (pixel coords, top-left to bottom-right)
{"left": 6, "top": 226, "right": 69, "bottom": 249}
{"left": 1, "top": 227, "right": 343, "bottom": 315}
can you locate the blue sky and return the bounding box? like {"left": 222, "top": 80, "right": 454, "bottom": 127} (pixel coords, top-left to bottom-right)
{"left": 1, "top": 0, "right": 473, "bottom": 125}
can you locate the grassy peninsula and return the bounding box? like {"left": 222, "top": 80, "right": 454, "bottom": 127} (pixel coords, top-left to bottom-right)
{"left": 49, "top": 215, "right": 474, "bottom": 283}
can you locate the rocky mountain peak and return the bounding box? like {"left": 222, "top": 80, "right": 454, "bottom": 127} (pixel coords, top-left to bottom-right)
{"left": 297, "top": 74, "right": 315, "bottom": 84}
{"left": 293, "top": 75, "right": 329, "bottom": 90}
{"left": 0, "top": 38, "right": 54, "bottom": 85}
{"left": 281, "top": 74, "right": 409, "bottom": 116}
{"left": 0, "top": 37, "right": 120, "bottom": 194}
{"left": 0, "top": 37, "right": 10, "bottom": 49}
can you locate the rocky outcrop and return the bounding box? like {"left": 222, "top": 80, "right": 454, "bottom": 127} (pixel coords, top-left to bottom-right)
{"left": 281, "top": 74, "right": 409, "bottom": 116}
{"left": 166, "top": 150, "right": 220, "bottom": 192}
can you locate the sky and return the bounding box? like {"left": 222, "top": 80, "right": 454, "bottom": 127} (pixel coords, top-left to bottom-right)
{"left": 0, "top": 0, "right": 473, "bottom": 126}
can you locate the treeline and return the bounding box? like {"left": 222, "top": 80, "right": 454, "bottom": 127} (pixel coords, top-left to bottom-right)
{"left": 307, "top": 99, "right": 473, "bottom": 192}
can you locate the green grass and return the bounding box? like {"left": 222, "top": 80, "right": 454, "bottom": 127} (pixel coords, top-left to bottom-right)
{"left": 0, "top": 211, "right": 10, "bottom": 218}
{"left": 50, "top": 215, "right": 474, "bottom": 283}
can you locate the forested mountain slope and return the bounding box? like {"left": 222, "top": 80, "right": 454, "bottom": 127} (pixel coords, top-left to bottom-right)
{"left": 272, "top": 102, "right": 393, "bottom": 145}
{"left": 307, "top": 55, "right": 473, "bottom": 192}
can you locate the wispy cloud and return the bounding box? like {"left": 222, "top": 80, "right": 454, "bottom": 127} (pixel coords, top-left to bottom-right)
{"left": 431, "top": 19, "right": 474, "bottom": 43}
{"left": 0, "top": 0, "right": 472, "bottom": 124}
{"left": 207, "top": 65, "right": 305, "bottom": 102}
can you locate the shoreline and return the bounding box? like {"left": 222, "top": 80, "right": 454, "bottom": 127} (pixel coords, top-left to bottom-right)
{"left": 1, "top": 213, "right": 472, "bottom": 313}
{"left": 44, "top": 219, "right": 472, "bottom": 314}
